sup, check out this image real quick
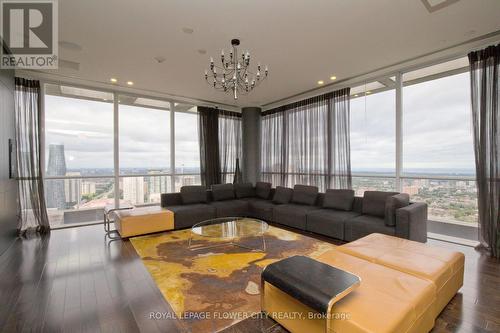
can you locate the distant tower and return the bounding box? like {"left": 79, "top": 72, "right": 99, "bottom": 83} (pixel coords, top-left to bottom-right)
{"left": 123, "top": 177, "right": 145, "bottom": 205}
{"left": 45, "top": 144, "right": 67, "bottom": 209}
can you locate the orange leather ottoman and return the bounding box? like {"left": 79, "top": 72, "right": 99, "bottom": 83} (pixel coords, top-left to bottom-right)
{"left": 337, "top": 233, "right": 465, "bottom": 317}
{"left": 262, "top": 249, "right": 437, "bottom": 333}
{"left": 113, "top": 206, "right": 174, "bottom": 238}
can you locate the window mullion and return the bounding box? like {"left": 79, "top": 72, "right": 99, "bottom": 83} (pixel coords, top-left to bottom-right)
{"left": 395, "top": 72, "right": 403, "bottom": 192}
{"left": 114, "top": 93, "right": 120, "bottom": 208}
{"left": 170, "top": 102, "right": 175, "bottom": 192}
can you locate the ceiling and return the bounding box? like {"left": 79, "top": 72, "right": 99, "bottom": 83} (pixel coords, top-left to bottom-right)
{"left": 41, "top": 0, "right": 500, "bottom": 107}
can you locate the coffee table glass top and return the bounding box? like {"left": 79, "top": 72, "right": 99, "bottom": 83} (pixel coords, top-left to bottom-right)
{"left": 191, "top": 217, "right": 269, "bottom": 239}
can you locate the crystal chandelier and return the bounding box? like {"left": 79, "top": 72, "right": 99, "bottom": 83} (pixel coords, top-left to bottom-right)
{"left": 205, "top": 39, "right": 268, "bottom": 100}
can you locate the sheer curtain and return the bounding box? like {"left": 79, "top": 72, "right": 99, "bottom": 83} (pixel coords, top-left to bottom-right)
{"left": 198, "top": 108, "right": 242, "bottom": 186}
{"left": 261, "top": 88, "right": 351, "bottom": 191}
{"left": 198, "top": 106, "right": 221, "bottom": 187}
{"left": 219, "top": 111, "right": 242, "bottom": 183}
{"left": 14, "top": 78, "right": 50, "bottom": 234}
{"left": 469, "top": 44, "right": 500, "bottom": 258}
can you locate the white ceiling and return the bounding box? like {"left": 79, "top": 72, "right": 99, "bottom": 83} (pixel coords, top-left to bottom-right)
{"left": 43, "top": 0, "right": 500, "bottom": 107}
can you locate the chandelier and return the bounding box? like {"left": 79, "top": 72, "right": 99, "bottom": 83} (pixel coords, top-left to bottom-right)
{"left": 205, "top": 39, "right": 268, "bottom": 100}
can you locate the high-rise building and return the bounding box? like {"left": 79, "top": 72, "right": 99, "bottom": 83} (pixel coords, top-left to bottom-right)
{"left": 81, "top": 180, "right": 96, "bottom": 196}
{"left": 64, "top": 172, "right": 81, "bottom": 205}
{"left": 123, "top": 177, "right": 144, "bottom": 204}
{"left": 45, "top": 144, "right": 67, "bottom": 209}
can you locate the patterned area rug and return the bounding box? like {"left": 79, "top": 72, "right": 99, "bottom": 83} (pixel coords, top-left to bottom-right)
{"left": 130, "top": 225, "right": 336, "bottom": 333}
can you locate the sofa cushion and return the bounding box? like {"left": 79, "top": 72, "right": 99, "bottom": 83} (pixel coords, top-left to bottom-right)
{"left": 167, "top": 204, "right": 217, "bottom": 229}
{"left": 242, "top": 197, "right": 278, "bottom": 221}
{"left": 211, "top": 183, "right": 235, "bottom": 201}
{"left": 362, "top": 191, "right": 399, "bottom": 217}
{"left": 323, "top": 189, "right": 355, "bottom": 211}
{"left": 385, "top": 193, "right": 410, "bottom": 226}
{"left": 306, "top": 209, "right": 361, "bottom": 240}
{"left": 235, "top": 182, "right": 255, "bottom": 199}
{"left": 180, "top": 185, "right": 207, "bottom": 204}
{"left": 210, "top": 200, "right": 248, "bottom": 217}
{"left": 274, "top": 203, "right": 320, "bottom": 230}
{"left": 292, "top": 185, "right": 318, "bottom": 206}
{"left": 344, "top": 214, "right": 396, "bottom": 242}
{"left": 255, "top": 182, "right": 272, "bottom": 199}
{"left": 272, "top": 186, "right": 293, "bottom": 204}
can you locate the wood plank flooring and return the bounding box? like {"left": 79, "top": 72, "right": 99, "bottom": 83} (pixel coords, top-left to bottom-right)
{"left": 0, "top": 224, "right": 498, "bottom": 333}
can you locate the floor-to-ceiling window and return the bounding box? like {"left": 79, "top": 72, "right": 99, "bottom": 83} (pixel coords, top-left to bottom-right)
{"left": 43, "top": 85, "right": 202, "bottom": 228}
{"left": 348, "top": 56, "right": 478, "bottom": 237}
{"left": 174, "top": 103, "right": 201, "bottom": 191}
{"left": 44, "top": 84, "right": 115, "bottom": 227}
{"left": 119, "top": 95, "right": 172, "bottom": 206}
{"left": 402, "top": 58, "right": 477, "bottom": 226}
{"left": 350, "top": 81, "right": 396, "bottom": 195}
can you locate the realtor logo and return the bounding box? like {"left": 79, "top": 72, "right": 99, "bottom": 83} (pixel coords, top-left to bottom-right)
{"left": 1, "top": 0, "right": 58, "bottom": 69}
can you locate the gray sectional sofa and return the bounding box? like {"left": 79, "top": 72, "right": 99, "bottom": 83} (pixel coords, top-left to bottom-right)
{"left": 160, "top": 182, "right": 428, "bottom": 243}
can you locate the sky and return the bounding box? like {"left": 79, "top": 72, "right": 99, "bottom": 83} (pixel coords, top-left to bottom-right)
{"left": 45, "top": 96, "right": 200, "bottom": 172}
{"left": 45, "top": 71, "right": 475, "bottom": 175}
{"left": 350, "top": 71, "right": 475, "bottom": 174}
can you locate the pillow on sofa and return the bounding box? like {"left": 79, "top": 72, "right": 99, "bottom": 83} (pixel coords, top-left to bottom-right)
{"left": 272, "top": 186, "right": 293, "bottom": 204}
{"left": 385, "top": 193, "right": 410, "bottom": 226}
{"left": 362, "top": 191, "right": 399, "bottom": 217}
{"left": 235, "top": 182, "right": 255, "bottom": 198}
{"left": 323, "top": 189, "right": 355, "bottom": 211}
{"left": 292, "top": 185, "right": 318, "bottom": 206}
{"left": 256, "top": 182, "right": 272, "bottom": 199}
{"left": 180, "top": 186, "right": 207, "bottom": 204}
{"left": 212, "top": 183, "right": 235, "bottom": 201}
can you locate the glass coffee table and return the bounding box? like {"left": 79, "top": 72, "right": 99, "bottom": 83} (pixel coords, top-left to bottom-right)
{"left": 188, "top": 217, "right": 269, "bottom": 252}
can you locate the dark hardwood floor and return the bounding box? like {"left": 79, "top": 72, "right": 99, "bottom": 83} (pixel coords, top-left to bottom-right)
{"left": 0, "top": 224, "right": 498, "bottom": 333}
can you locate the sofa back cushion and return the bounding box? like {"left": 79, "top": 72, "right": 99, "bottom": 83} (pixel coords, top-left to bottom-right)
{"left": 272, "top": 186, "right": 293, "bottom": 204}
{"left": 211, "top": 183, "right": 235, "bottom": 201}
{"left": 385, "top": 193, "right": 410, "bottom": 226}
{"left": 235, "top": 182, "right": 255, "bottom": 198}
{"left": 180, "top": 186, "right": 207, "bottom": 204}
{"left": 362, "top": 191, "right": 399, "bottom": 217}
{"left": 256, "top": 182, "right": 272, "bottom": 199}
{"left": 292, "top": 185, "right": 318, "bottom": 206}
{"left": 323, "top": 189, "right": 355, "bottom": 211}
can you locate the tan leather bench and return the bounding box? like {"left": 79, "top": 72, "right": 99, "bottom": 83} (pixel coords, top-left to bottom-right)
{"left": 262, "top": 234, "right": 465, "bottom": 333}
{"left": 337, "top": 233, "right": 465, "bottom": 318}
{"left": 113, "top": 206, "right": 174, "bottom": 238}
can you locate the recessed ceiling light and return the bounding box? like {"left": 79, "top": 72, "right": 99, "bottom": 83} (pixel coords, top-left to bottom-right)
{"left": 366, "top": 91, "right": 371, "bottom": 94}
{"left": 127, "top": 81, "right": 134, "bottom": 86}
{"left": 330, "top": 76, "right": 337, "bottom": 80}
{"left": 182, "top": 27, "right": 194, "bottom": 34}
{"left": 110, "top": 78, "right": 117, "bottom": 83}
{"left": 317, "top": 80, "right": 324, "bottom": 85}
{"left": 354, "top": 94, "right": 359, "bottom": 97}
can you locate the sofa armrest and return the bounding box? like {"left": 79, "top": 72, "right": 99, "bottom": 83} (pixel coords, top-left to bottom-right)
{"left": 395, "top": 202, "right": 428, "bottom": 243}
{"left": 161, "top": 193, "right": 182, "bottom": 207}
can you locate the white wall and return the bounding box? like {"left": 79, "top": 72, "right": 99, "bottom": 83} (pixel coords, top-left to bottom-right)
{"left": 0, "top": 67, "right": 18, "bottom": 255}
